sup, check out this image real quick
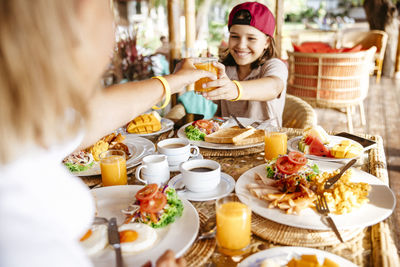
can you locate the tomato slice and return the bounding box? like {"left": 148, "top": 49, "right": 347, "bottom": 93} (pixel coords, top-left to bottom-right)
{"left": 194, "top": 120, "right": 214, "bottom": 131}
{"left": 140, "top": 192, "right": 167, "bottom": 213}
{"left": 135, "top": 184, "right": 158, "bottom": 201}
{"left": 276, "top": 156, "right": 301, "bottom": 175}
{"left": 288, "top": 151, "right": 307, "bottom": 166}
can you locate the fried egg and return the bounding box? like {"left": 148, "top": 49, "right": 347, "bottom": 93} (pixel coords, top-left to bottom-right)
{"left": 79, "top": 224, "right": 108, "bottom": 256}
{"left": 118, "top": 223, "right": 157, "bottom": 253}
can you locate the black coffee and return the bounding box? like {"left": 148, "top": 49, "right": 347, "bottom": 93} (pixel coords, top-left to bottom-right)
{"left": 189, "top": 167, "right": 214, "bottom": 172}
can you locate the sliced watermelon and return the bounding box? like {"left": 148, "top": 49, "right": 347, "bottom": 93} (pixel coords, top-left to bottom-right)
{"left": 309, "top": 137, "right": 332, "bottom": 157}
{"left": 304, "top": 136, "right": 314, "bottom": 145}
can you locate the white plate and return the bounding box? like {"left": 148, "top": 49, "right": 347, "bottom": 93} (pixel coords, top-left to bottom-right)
{"left": 235, "top": 161, "right": 396, "bottom": 230}
{"left": 169, "top": 172, "right": 235, "bottom": 201}
{"left": 238, "top": 247, "right": 357, "bottom": 267}
{"left": 72, "top": 136, "right": 155, "bottom": 176}
{"left": 168, "top": 154, "right": 204, "bottom": 172}
{"left": 177, "top": 117, "right": 263, "bottom": 150}
{"left": 288, "top": 135, "right": 364, "bottom": 162}
{"left": 119, "top": 118, "right": 174, "bottom": 137}
{"left": 90, "top": 185, "right": 199, "bottom": 267}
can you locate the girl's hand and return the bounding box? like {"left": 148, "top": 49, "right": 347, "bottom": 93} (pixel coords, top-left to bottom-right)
{"left": 201, "top": 62, "right": 239, "bottom": 101}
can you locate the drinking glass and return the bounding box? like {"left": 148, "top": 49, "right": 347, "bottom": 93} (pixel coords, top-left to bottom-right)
{"left": 194, "top": 57, "right": 218, "bottom": 93}
{"left": 264, "top": 118, "right": 287, "bottom": 161}
{"left": 100, "top": 150, "right": 128, "bottom": 186}
{"left": 216, "top": 193, "right": 251, "bottom": 256}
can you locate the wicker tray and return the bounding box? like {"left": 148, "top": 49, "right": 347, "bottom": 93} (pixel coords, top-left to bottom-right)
{"left": 183, "top": 211, "right": 216, "bottom": 267}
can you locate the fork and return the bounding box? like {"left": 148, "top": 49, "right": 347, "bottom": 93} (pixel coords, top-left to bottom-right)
{"left": 315, "top": 194, "right": 344, "bottom": 243}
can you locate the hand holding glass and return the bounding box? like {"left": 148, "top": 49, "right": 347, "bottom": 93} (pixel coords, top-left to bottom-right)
{"left": 194, "top": 58, "right": 218, "bottom": 93}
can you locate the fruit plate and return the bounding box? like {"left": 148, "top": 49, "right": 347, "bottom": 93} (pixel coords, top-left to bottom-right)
{"left": 288, "top": 135, "right": 364, "bottom": 162}
{"left": 118, "top": 118, "right": 174, "bottom": 137}
{"left": 237, "top": 247, "right": 357, "bottom": 267}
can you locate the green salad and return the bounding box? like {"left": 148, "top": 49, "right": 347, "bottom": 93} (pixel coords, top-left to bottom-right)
{"left": 184, "top": 125, "right": 206, "bottom": 141}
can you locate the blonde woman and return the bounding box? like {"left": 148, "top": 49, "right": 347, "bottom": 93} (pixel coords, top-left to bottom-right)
{"left": 0, "top": 1, "right": 214, "bottom": 266}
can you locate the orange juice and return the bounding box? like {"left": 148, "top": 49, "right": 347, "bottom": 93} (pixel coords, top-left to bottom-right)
{"left": 216, "top": 201, "right": 251, "bottom": 251}
{"left": 100, "top": 155, "right": 127, "bottom": 186}
{"left": 194, "top": 62, "right": 218, "bottom": 93}
{"left": 264, "top": 132, "right": 287, "bottom": 161}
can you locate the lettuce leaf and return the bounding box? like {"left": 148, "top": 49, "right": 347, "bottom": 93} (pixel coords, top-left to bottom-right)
{"left": 150, "top": 187, "right": 184, "bottom": 228}
{"left": 184, "top": 125, "right": 206, "bottom": 141}
{"left": 64, "top": 162, "right": 94, "bottom": 172}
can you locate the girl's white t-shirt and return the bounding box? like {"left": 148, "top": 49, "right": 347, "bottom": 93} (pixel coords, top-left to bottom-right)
{"left": 0, "top": 133, "right": 94, "bottom": 267}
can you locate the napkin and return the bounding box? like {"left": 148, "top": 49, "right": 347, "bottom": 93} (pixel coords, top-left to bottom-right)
{"left": 178, "top": 91, "right": 217, "bottom": 120}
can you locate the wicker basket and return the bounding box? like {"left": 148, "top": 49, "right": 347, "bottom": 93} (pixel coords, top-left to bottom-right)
{"left": 287, "top": 47, "right": 376, "bottom": 132}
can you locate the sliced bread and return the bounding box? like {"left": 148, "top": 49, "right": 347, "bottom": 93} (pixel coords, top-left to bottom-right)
{"left": 204, "top": 127, "right": 255, "bottom": 144}
{"left": 233, "top": 129, "right": 264, "bottom": 146}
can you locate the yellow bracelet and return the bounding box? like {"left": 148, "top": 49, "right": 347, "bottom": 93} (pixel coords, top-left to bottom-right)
{"left": 151, "top": 76, "right": 171, "bottom": 110}
{"left": 230, "top": 80, "right": 243, "bottom": 101}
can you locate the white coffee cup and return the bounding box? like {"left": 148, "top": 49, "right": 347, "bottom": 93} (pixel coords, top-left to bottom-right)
{"left": 157, "top": 138, "right": 200, "bottom": 166}
{"left": 179, "top": 159, "right": 221, "bottom": 192}
{"left": 135, "top": 155, "right": 170, "bottom": 186}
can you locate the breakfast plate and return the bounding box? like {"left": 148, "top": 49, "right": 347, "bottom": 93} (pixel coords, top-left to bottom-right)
{"left": 119, "top": 118, "right": 174, "bottom": 137}
{"left": 237, "top": 246, "right": 357, "bottom": 267}
{"left": 71, "top": 136, "right": 155, "bottom": 176}
{"left": 168, "top": 172, "right": 235, "bottom": 201}
{"left": 90, "top": 185, "right": 199, "bottom": 267}
{"left": 287, "top": 135, "right": 364, "bottom": 162}
{"left": 177, "top": 117, "right": 264, "bottom": 150}
{"left": 235, "top": 161, "right": 396, "bottom": 230}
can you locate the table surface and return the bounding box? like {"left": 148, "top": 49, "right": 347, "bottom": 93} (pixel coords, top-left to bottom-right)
{"left": 81, "top": 128, "right": 399, "bottom": 267}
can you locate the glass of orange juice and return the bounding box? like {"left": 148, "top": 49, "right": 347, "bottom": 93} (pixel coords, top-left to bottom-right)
{"left": 194, "top": 57, "right": 218, "bottom": 93}
{"left": 216, "top": 193, "right": 251, "bottom": 256}
{"left": 264, "top": 118, "right": 287, "bottom": 161}
{"left": 100, "top": 150, "right": 128, "bottom": 186}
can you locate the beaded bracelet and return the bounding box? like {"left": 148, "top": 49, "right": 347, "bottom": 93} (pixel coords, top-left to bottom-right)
{"left": 151, "top": 76, "right": 171, "bottom": 110}
{"left": 230, "top": 80, "right": 243, "bottom": 101}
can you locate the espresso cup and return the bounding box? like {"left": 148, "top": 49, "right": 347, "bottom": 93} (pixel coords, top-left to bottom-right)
{"left": 179, "top": 159, "right": 221, "bottom": 192}
{"left": 157, "top": 138, "right": 200, "bottom": 166}
{"left": 135, "top": 155, "right": 170, "bottom": 186}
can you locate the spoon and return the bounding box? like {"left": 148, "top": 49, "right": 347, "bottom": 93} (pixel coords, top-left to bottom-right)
{"left": 197, "top": 215, "right": 217, "bottom": 240}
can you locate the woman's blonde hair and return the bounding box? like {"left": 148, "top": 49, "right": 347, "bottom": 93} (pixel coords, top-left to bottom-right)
{"left": 0, "top": 0, "right": 88, "bottom": 164}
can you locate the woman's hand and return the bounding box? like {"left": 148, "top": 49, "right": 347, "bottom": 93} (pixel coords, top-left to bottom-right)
{"left": 172, "top": 58, "right": 217, "bottom": 94}
{"left": 141, "top": 250, "right": 186, "bottom": 267}
{"left": 201, "top": 62, "right": 238, "bottom": 101}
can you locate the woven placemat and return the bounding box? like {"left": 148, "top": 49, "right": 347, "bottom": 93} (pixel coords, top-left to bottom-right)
{"left": 183, "top": 211, "right": 216, "bottom": 267}
{"left": 251, "top": 213, "right": 364, "bottom": 247}
{"left": 200, "top": 145, "right": 264, "bottom": 157}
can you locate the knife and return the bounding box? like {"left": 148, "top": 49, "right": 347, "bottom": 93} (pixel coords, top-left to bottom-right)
{"left": 108, "top": 217, "right": 124, "bottom": 267}
{"left": 230, "top": 115, "right": 246, "bottom": 129}
{"left": 324, "top": 158, "right": 357, "bottom": 189}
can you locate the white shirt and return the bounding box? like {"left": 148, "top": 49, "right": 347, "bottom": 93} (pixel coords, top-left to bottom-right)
{"left": 0, "top": 133, "right": 94, "bottom": 267}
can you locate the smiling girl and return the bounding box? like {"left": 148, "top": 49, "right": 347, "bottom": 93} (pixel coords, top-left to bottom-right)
{"left": 203, "top": 2, "right": 288, "bottom": 126}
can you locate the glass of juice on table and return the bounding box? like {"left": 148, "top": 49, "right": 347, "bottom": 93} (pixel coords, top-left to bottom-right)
{"left": 216, "top": 193, "right": 251, "bottom": 256}
{"left": 100, "top": 150, "right": 128, "bottom": 186}
{"left": 264, "top": 118, "right": 287, "bottom": 161}
{"left": 194, "top": 57, "right": 218, "bottom": 93}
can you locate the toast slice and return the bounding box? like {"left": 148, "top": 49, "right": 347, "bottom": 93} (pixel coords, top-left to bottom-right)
{"left": 233, "top": 129, "right": 264, "bottom": 146}
{"left": 204, "top": 127, "right": 255, "bottom": 144}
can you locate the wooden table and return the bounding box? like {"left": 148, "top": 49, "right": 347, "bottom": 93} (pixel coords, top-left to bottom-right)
{"left": 81, "top": 128, "right": 399, "bottom": 267}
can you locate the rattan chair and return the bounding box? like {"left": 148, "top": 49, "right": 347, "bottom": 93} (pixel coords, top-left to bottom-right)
{"left": 337, "top": 30, "right": 388, "bottom": 83}
{"left": 287, "top": 46, "right": 376, "bottom": 133}
{"left": 282, "top": 95, "right": 317, "bottom": 129}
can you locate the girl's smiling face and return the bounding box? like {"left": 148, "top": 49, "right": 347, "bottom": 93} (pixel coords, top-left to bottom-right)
{"left": 228, "top": 24, "right": 269, "bottom": 68}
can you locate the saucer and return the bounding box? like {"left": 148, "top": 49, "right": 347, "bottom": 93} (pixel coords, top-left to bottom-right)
{"left": 168, "top": 154, "right": 203, "bottom": 172}
{"left": 168, "top": 172, "right": 235, "bottom": 201}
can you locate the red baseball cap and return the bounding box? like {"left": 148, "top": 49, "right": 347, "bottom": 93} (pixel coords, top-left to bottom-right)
{"left": 228, "top": 2, "right": 275, "bottom": 37}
